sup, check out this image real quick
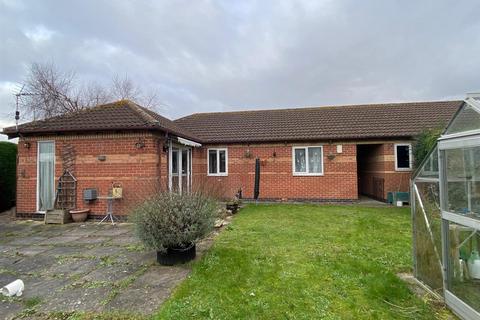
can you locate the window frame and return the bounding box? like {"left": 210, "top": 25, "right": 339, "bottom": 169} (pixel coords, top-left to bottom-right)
{"left": 292, "top": 145, "right": 324, "bottom": 176}
{"left": 394, "top": 143, "right": 412, "bottom": 171}
{"left": 207, "top": 148, "right": 228, "bottom": 176}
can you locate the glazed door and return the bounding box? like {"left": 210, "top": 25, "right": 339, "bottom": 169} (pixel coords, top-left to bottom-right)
{"left": 37, "top": 141, "right": 55, "bottom": 212}
{"left": 169, "top": 145, "right": 191, "bottom": 193}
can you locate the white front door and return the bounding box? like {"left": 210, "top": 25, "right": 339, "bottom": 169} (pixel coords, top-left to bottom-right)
{"left": 37, "top": 141, "right": 55, "bottom": 212}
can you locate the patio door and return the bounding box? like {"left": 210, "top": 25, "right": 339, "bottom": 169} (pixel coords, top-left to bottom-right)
{"left": 37, "top": 141, "right": 55, "bottom": 212}
{"left": 168, "top": 144, "right": 191, "bottom": 193}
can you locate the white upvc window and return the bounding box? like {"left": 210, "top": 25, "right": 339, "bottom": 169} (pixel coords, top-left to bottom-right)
{"left": 394, "top": 143, "right": 412, "bottom": 171}
{"left": 292, "top": 146, "right": 324, "bottom": 176}
{"left": 207, "top": 148, "right": 228, "bottom": 176}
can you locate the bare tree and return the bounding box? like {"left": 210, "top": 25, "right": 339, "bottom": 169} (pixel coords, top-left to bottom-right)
{"left": 19, "top": 63, "right": 87, "bottom": 119}
{"left": 18, "top": 62, "right": 161, "bottom": 120}
{"left": 109, "top": 74, "right": 161, "bottom": 110}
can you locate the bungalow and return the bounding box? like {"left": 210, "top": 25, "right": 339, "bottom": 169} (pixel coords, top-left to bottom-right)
{"left": 2, "top": 99, "right": 462, "bottom": 219}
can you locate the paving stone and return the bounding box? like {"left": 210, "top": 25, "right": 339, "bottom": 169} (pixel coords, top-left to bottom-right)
{"left": 73, "top": 236, "right": 110, "bottom": 245}
{"left": 0, "top": 299, "right": 23, "bottom": 320}
{"left": 110, "top": 235, "right": 141, "bottom": 246}
{"left": 66, "top": 226, "right": 99, "bottom": 237}
{"left": 82, "top": 246, "right": 123, "bottom": 258}
{"left": 0, "top": 256, "right": 22, "bottom": 273}
{"left": 14, "top": 245, "right": 52, "bottom": 257}
{"left": 106, "top": 286, "right": 171, "bottom": 315}
{"left": 0, "top": 273, "right": 19, "bottom": 287}
{"left": 37, "top": 287, "right": 110, "bottom": 313}
{"left": 114, "top": 251, "right": 155, "bottom": 268}
{"left": 0, "top": 245, "right": 19, "bottom": 257}
{"left": 22, "top": 276, "right": 71, "bottom": 300}
{"left": 46, "top": 258, "right": 100, "bottom": 277}
{"left": 39, "top": 235, "right": 82, "bottom": 245}
{"left": 132, "top": 266, "right": 190, "bottom": 289}
{"left": 43, "top": 246, "right": 85, "bottom": 257}
{"left": 91, "top": 226, "right": 131, "bottom": 237}
{"left": 13, "top": 254, "right": 58, "bottom": 275}
{"left": 80, "top": 264, "right": 137, "bottom": 283}
{"left": 0, "top": 219, "right": 198, "bottom": 318}
{"left": 8, "top": 236, "right": 49, "bottom": 246}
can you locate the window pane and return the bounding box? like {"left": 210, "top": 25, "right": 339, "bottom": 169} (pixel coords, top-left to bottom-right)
{"left": 295, "top": 149, "right": 306, "bottom": 172}
{"left": 181, "top": 150, "right": 188, "bottom": 175}
{"left": 219, "top": 150, "right": 226, "bottom": 173}
{"left": 396, "top": 145, "right": 410, "bottom": 169}
{"left": 446, "top": 146, "right": 480, "bottom": 216}
{"left": 172, "top": 150, "right": 178, "bottom": 174}
{"left": 445, "top": 104, "right": 480, "bottom": 134}
{"left": 308, "top": 147, "right": 322, "bottom": 173}
{"left": 446, "top": 221, "right": 480, "bottom": 313}
{"left": 209, "top": 150, "right": 217, "bottom": 174}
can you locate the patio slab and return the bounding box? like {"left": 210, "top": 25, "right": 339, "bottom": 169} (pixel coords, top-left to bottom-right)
{"left": 0, "top": 212, "right": 219, "bottom": 318}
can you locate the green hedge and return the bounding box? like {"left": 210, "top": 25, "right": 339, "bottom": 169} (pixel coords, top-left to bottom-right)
{"left": 0, "top": 142, "right": 17, "bottom": 212}
{"left": 413, "top": 128, "right": 442, "bottom": 169}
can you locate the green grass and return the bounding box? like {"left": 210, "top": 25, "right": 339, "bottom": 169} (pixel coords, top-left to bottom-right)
{"left": 156, "top": 204, "right": 448, "bottom": 319}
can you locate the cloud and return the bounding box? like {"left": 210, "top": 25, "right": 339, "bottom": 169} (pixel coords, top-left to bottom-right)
{"left": 0, "top": 0, "right": 479, "bottom": 132}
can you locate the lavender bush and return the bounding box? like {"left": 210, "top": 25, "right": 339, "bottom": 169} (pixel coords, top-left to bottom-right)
{"left": 131, "top": 192, "right": 217, "bottom": 252}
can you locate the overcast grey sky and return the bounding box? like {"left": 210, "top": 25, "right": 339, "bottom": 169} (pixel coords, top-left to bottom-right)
{"left": 1, "top": 0, "right": 480, "bottom": 141}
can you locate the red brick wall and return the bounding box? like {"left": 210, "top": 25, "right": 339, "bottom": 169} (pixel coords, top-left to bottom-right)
{"left": 16, "top": 132, "right": 165, "bottom": 218}
{"left": 357, "top": 143, "right": 411, "bottom": 200}
{"left": 16, "top": 133, "right": 413, "bottom": 218}
{"left": 192, "top": 143, "right": 358, "bottom": 201}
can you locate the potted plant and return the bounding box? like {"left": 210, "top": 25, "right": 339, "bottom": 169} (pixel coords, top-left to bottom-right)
{"left": 69, "top": 209, "right": 90, "bottom": 222}
{"left": 131, "top": 192, "right": 217, "bottom": 266}
{"left": 226, "top": 198, "right": 240, "bottom": 214}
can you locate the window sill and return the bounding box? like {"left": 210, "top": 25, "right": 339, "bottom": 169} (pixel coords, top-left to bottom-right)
{"left": 208, "top": 173, "right": 228, "bottom": 177}
{"left": 395, "top": 168, "right": 412, "bottom": 172}
{"left": 293, "top": 173, "right": 324, "bottom": 176}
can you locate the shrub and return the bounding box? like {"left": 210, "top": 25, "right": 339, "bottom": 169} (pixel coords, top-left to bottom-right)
{"left": 413, "top": 128, "right": 442, "bottom": 168}
{"left": 130, "top": 192, "right": 218, "bottom": 252}
{"left": 0, "top": 142, "right": 17, "bottom": 212}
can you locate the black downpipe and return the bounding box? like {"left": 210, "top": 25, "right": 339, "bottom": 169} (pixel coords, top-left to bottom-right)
{"left": 254, "top": 158, "right": 260, "bottom": 201}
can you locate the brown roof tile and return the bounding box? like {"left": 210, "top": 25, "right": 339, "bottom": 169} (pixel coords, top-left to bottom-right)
{"left": 174, "top": 100, "right": 463, "bottom": 143}
{"left": 2, "top": 100, "right": 199, "bottom": 141}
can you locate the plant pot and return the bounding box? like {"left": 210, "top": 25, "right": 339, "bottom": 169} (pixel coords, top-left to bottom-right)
{"left": 70, "top": 209, "right": 90, "bottom": 222}
{"left": 157, "top": 244, "right": 196, "bottom": 266}
{"left": 226, "top": 203, "right": 238, "bottom": 214}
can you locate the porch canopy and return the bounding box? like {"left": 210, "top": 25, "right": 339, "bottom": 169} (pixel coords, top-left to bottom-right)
{"left": 412, "top": 96, "right": 480, "bottom": 319}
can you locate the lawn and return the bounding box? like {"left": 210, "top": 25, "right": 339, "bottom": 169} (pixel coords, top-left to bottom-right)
{"left": 156, "top": 204, "right": 449, "bottom": 319}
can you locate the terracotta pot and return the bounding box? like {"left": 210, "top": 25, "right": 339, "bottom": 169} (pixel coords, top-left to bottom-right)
{"left": 70, "top": 209, "right": 90, "bottom": 222}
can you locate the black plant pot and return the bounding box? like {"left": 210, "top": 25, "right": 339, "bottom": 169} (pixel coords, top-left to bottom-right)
{"left": 226, "top": 203, "right": 238, "bottom": 214}
{"left": 157, "top": 244, "right": 196, "bottom": 266}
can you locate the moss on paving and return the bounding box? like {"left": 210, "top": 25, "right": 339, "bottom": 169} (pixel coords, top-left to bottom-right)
{"left": 156, "top": 204, "right": 452, "bottom": 319}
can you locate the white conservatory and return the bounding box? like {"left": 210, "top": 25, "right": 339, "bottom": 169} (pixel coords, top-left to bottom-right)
{"left": 412, "top": 95, "right": 480, "bottom": 319}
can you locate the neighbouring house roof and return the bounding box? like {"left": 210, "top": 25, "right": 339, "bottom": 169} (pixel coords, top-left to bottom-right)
{"left": 2, "top": 100, "right": 199, "bottom": 142}
{"left": 174, "top": 100, "right": 463, "bottom": 143}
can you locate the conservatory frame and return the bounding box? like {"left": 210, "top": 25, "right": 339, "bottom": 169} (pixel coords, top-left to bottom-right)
{"left": 413, "top": 97, "right": 480, "bottom": 320}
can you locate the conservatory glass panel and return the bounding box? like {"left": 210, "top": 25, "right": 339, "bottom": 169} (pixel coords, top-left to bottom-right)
{"left": 446, "top": 221, "right": 480, "bottom": 313}
{"left": 414, "top": 193, "right": 443, "bottom": 294}
{"left": 445, "top": 103, "right": 480, "bottom": 134}
{"left": 417, "top": 147, "right": 439, "bottom": 179}
{"left": 445, "top": 146, "right": 480, "bottom": 219}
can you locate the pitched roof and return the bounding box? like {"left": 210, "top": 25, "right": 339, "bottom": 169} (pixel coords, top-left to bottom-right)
{"left": 174, "top": 100, "right": 463, "bottom": 143}
{"left": 2, "top": 100, "right": 199, "bottom": 141}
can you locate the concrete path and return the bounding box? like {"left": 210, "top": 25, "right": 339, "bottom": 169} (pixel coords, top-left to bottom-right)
{"left": 0, "top": 212, "right": 217, "bottom": 319}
